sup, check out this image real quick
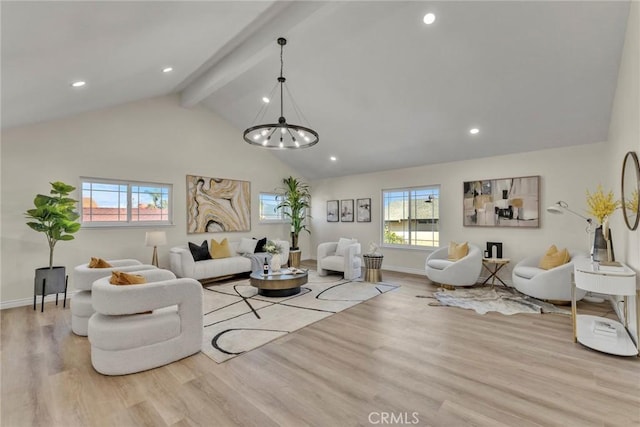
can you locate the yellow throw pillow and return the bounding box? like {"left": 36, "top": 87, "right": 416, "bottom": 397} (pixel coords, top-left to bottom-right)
{"left": 88, "top": 257, "right": 112, "bottom": 268}
{"left": 109, "top": 271, "right": 147, "bottom": 285}
{"left": 210, "top": 238, "right": 231, "bottom": 259}
{"left": 539, "top": 247, "right": 570, "bottom": 270}
{"left": 448, "top": 241, "right": 469, "bottom": 261}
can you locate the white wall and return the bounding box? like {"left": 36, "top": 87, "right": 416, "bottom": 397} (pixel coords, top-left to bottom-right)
{"left": 1, "top": 95, "right": 310, "bottom": 305}
{"left": 311, "top": 143, "right": 608, "bottom": 277}
{"left": 606, "top": 1, "right": 640, "bottom": 274}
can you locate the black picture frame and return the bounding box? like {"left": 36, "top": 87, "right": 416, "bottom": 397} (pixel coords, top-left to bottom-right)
{"left": 357, "top": 198, "right": 371, "bottom": 222}
{"left": 327, "top": 200, "right": 339, "bottom": 222}
{"left": 340, "top": 199, "right": 354, "bottom": 222}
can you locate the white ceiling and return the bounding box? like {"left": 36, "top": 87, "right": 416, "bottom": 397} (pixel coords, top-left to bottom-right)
{"left": 1, "top": 1, "right": 630, "bottom": 180}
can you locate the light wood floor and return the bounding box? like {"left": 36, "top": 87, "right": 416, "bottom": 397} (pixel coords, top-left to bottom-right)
{"left": 2, "top": 263, "right": 639, "bottom": 427}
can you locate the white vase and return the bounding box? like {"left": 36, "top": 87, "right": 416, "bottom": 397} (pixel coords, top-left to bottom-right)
{"left": 270, "top": 254, "right": 282, "bottom": 272}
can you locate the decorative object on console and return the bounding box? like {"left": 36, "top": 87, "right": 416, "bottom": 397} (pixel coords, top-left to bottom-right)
{"left": 145, "top": 231, "right": 167, "bottom": 267}
{"left": 25, "top": 181, "right": 81, "bottom": 312}
{"left": 463, "top": 176, "right": 539, "bottom": 227}
{"left": 485, "top": 241, "right": 503, "bottom": 258}
{"left": 340, "top": 199, "right": 354, "bottom": 222}
{"left": 327, "top": 200, "right": 339, "bottom": 222}
{"left": 586, "top": 185, "right": 620, "bottom": 261}
{"left": 186, "top": 175, "right": 250, "bottom": 233}
{"left": 276, "top": 176, "right": 311, "bottom": 258}
{"left": 357, "top": 198, "right": 371, "bottom": 222}
{"left": 242, "top": 37, "right": 318, "bottom": 149}
{"left": 621, "top": 151, "right": 639, "bottom": 231}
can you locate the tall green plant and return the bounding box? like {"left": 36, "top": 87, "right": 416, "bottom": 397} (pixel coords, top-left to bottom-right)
{"left": 25, "top": 181, "right": 81, "bottom": 268}
{"left": 276, "top": 176, "right": 311, "bottom": 250}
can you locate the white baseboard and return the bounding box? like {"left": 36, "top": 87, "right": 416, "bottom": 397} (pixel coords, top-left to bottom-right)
{"left": 1, "top": 292, "right": 75, "bottom": 310}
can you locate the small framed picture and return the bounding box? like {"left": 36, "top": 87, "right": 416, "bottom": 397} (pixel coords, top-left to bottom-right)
{"left": 327, "top": 200, "right": 339, "bottom": 222}
{"left": 357, "top": 198, "right": 371, "bottom": 222}
{"left": 340, "top": 199, "right": 354, "bottom": 222}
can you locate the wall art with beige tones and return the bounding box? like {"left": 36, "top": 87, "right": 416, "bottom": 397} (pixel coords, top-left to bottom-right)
{"left": 186, "top": 175, "right": 251, "bottom": 233}
{"left": 463, "top": 175, "right": 540, "bottom": 228}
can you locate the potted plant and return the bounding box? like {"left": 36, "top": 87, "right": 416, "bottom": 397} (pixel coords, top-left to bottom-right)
{"left": 276, "top": 176, "right": 311, "bottom": 267}
{"left": 25, "top": 181, "right": 81, "bottom": 310}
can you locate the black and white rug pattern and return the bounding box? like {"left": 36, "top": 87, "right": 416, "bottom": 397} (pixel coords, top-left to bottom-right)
{"left": 202, "top": 271, "right": 399, "bottom": 363}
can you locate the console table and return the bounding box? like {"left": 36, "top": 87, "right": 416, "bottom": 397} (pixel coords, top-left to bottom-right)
{"left": 572, "top": 259, "right": 638, "bottom": 356}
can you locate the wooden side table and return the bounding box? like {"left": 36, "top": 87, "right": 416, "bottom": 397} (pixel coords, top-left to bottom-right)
{"left": 362, "top": 254, "right": 383, "bottom": 283}
{"left": 481, "top": 258, "right": 510, "bottom": 287}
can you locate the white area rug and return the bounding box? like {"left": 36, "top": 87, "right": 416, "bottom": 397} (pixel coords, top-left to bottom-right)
{"left": 202, "top": 271, "right": 399, "bottom": 363}
{"left": 429, "top": 286, "right": 570, "bottom": 315}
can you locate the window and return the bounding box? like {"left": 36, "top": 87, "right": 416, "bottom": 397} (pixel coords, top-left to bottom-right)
{"left": 81, "top": 178, "right": 172, "bottom": 227}
{"left": 382, "top": 185, "right": 439, "bottom": 248}
{"left": 259, "top": 192, "right": 288, "bottom": 222}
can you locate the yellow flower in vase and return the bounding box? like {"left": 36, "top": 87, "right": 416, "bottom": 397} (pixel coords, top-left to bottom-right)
{"left": 586, "top": 185, "right": 620, "bottom": 225}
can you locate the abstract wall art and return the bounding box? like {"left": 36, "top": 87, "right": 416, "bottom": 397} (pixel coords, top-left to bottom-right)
{"left": 187, "top": 175, "right": 251, "bottom": 233}
{"left": 463, "top": 175, "right": 539, "bottom": 228}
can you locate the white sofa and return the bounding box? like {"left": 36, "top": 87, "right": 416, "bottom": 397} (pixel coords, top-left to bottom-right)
{"left": 71, "top": 259, "right": 157, "bottom": 336}
{"left": 425, "top": 244, "right": 483, "bottom": 287}
{"left": 317, "top": 239, "right": 362, "bottom": 280}
{"left": 169, "top": 239, "right": 290, "bottom": 281}
{"left": 512, "top": 251, "right": 588, "bottom": 302}
{"left": 88, "top": 269, "right": 202, "bottom": 375}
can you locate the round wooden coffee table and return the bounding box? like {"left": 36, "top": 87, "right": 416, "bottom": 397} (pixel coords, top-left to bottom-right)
{"left": 249, "top": 270, "right": 308, "bottom": 297}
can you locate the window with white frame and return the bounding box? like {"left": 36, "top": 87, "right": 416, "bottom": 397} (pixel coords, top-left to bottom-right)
{"left": 81, "top": 178, "right": 172, "bottom": 226}
{"left": 382, "top": 185, "right": 440, "bottom": 248}
{"left": 259, "top": 192, "right": 288, "bottom": 222}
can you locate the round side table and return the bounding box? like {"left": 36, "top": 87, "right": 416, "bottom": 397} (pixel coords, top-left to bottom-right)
{"left": 362, "top": 254, "right": 383, "bottom": 282}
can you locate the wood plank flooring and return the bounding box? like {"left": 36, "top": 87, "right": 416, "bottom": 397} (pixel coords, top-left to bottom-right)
{"left": 2, "top": 263, "right": 639, "bottom": 426}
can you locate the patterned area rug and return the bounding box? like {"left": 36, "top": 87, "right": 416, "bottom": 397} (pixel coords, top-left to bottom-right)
{"left": 202, "top": 271, "right": 399, "bottom": 363}
{"left": 426, "top": 286, "right": 570, "bottom": 315}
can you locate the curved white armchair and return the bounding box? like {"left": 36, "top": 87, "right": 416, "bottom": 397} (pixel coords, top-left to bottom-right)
{"left": 88, "top": 269, "right": 203, "bottom": 375}
{"left": 425, "top": 244, "right": 482, "bottom": 287}
{"left": 317, "top": 240, "right": 362, "bottom": 280}
{"left": 71, "top": 259, "right": 157, "bottom": 336}
{"left": 512, "top": 251, "right": 587, "bottom": 302}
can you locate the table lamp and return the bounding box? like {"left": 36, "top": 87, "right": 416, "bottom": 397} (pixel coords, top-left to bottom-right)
{"left": 546, "top": 201, "right": 594, "bottom": 252}
{"left": 145, "top": 231, "right": 167, "bottom": 267}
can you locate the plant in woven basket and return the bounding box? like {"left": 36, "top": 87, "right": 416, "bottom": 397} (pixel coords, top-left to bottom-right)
{"left": 586, "top": 185, "right": 620, "bottom": 225}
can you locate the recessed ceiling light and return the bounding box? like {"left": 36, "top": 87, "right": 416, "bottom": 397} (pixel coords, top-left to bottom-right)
{"left": 70, "top": 81, "right": 86, "bottom": 88}
{"left": 469, "top": 128, "right": 480, "bottom": 135}
{"left": 262, "top": 97, "right": 270, "bottom": 103}
{"left": 423, "top": 13, "right": 436, "bottom": 25}
{"left": 330, "top": 156, "right": 337, "bottom": 161}
{"left": 162, "top": 67, "right": 173, "bottom": 73}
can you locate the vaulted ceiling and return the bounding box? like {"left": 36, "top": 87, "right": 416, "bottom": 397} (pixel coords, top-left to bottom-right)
{"left": 1, "top": 1, "right": 630, "bottom": 179}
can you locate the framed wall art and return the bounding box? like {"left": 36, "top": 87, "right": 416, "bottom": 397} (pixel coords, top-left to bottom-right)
{"left": 357, "top": 198, "right": 371, "bottom": 222}
{"left": 186, "top": 175, "right": 251, "bottom": 233}
{"left": 463, "top": 175, "right": 539, "bottom": 228}
{"left": 340, "top": 199, "right": 354, "bottom": 222}
{"left": 327, "top": 200, "right": 339, "bottom": 222}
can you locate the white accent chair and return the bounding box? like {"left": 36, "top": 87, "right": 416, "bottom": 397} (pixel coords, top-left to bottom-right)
{"left": 88, "top": 269, "right": 203, "bottom": 375}
{"left": 512, "top": 251, "right": 588, "bottom": 302}
{"left": 425, "top": 244, "right": 483, "bottom": 287}
{"left": 71, "top": 259, "right": 157, "bottom": 336}
{"left": 317, "top": 239, "right": 362, "bottom": 280}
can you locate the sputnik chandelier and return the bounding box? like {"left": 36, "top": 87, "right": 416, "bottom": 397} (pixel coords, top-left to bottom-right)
{"left": 243, "top": 37, "right": 319, "bottom": 149}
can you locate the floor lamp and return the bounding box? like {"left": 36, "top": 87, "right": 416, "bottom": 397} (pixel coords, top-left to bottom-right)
{"left": 145, "top": 231, "right": 167, "bottom": 267}
{"left": 546, "top": 201, "right": 603, "bottom": 302}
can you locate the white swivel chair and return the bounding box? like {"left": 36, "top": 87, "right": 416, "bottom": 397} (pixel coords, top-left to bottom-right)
{"left": 425, "top": 244, "right": 482, "bottom": 287}
{"left": 317, "top": 238, "right": 362, "bottom": 280}
{"left": 88, "top": 269, "right": 203, "bottom": 375}
{"left": 512, "top": 251, "right": 588, "bottom": 302}
{"left": 71, "top": 259, "right": 157, "bottom": 336}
